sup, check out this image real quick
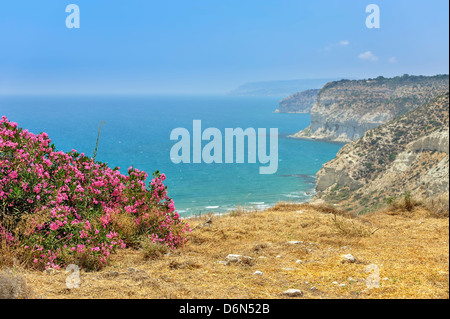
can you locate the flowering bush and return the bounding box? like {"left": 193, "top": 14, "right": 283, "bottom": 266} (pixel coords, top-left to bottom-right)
{"left": 0, "top": 116, "right": 190, "bottom": 270}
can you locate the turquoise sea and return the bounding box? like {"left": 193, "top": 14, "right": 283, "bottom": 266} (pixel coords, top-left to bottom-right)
{"left": 0, "top": 95, "right": 342, "bottom": 216}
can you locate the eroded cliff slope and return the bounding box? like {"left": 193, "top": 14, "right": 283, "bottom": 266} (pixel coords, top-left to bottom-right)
{"left": 291, "top": 74, "right": 449, "bottom": 143}
{"left": 314, "top": 93, "right": 449, "bottom": 213}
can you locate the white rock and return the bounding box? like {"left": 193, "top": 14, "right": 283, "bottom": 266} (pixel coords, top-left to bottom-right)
{"left": 341, "top": 254, "right": 357, "bottom": 263}
{"left": 310, "top": 286, "right": 318, "bottom": 292}
{"left": 339, "top": 284, "right": 346, "bottom": 287}
{"left": 287, "top": 241, "right": 303, "bottom": 245}
{"left": 253, "top": 271, "right": 263, "bottom": 276}
{"left": 276, "top": 255, "right": 281, "bottom": 258}
{"left": 332, "top": 281, "right": 339, "bottom": 285}
{"left": 226, "top": 254, "right": 254, "bottom": 263}
{"left": 283, "top": 289, "right": 303, "bottom": 297}
{"left": 226, "top": 254, "right": 243, "bottom": 262}
{"left": 296, "top": 260, "right": 303, "bottom": 264}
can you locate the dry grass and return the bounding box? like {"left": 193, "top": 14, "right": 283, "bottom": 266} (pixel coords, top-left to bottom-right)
{"left": 423, "top": 194, "right": 450, "bottom": 218}
{"left": 0, "top": 269, "right": 34, "bottom": 299}
{"left": 2, "top": 203, "right": 449, "bottom": 299}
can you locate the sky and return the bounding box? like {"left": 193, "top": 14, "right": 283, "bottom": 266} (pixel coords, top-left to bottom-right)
{"left": 0, "top": 0, "right": 448, "bottom": 94}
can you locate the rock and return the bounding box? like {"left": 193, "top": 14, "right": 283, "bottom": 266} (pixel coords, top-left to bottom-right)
{"left": 43, "top": 268, "right": 57, "bottom": 275}
{"left": 253, "top": 271, "right": 263, "bottom": 276}
{"left": 348, "top": 277, "right": 356, "bottom": 283}
{"left": 225, "top": 254, "right": 254, "bottom": 264}
{"left": 341, "top": 254, "right": 357, "bottom": 263}
{"left": 310, "top": 286, "right": 318, "bottom": 292}
{"left": 339, "top": 284, "right": 346, "bottom": 287}
{"left": 332, "top": 281, "right": 339, "bottom": 285}
{"left": 276, "top": 255, "right": 281, "bottom": 258}
{"left": 226, "top": 254, "right": 243, "bottom": 263}
{"left": 286, "top": 241, "right": 303, "bottom": 245}
{"left": 296, "top": 260, "right": 303, "bottom": 264}
{"left": 283, "top": 289, "right": 303, "bottom": 297}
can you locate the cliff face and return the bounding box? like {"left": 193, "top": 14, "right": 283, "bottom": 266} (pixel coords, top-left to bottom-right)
{"left": 314, "top": 93, "right": 449, "bottom": 212}
{"left": 277, "top": 89, "right": 319, "bottom": 113}
{"left": 291, "top": 75, "right": 449, "bottom": 143}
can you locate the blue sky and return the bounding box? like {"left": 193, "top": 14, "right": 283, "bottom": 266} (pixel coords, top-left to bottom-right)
{"left": 0, "top": 0, "right": 448, "bottom": 94}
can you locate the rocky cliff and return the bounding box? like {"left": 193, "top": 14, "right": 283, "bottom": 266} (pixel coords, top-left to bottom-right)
{"left": 314, "top": 93, "right": 449, "bottom": 213}
{"left": 291, "top": 74, "right": 449, "bottom": 143}
{"left": 276, "top": 89, "right": 319, "bottom": 113}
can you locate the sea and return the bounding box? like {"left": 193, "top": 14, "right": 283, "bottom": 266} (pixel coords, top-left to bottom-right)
{"left": 0, "top": 95, "right": 342, "bottom": 217}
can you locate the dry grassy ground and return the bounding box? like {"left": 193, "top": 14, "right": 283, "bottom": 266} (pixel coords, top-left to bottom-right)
{"left": 4, "top": 203, "right": 449, "bottom": 299}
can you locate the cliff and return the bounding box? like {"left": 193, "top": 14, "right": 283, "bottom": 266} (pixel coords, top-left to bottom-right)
{"left": 291, "top": 74, "right": 449, "bottom": 143}
{"left": 276, "top": 89, "right": 319, "bottom": 113}
{"left": 314, "top": 93, "right": 449, "bottom": 213}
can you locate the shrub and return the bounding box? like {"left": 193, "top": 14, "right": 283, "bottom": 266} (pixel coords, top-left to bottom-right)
{"left": 141, "top": 239, "right": 169, "bottom": 260}
{"left": 0, "top": 116, "right": 190, "bottom": 270}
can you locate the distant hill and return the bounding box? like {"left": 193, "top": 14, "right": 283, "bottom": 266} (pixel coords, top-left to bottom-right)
{"left": 228, "top": 78, "right": 341, "bottom": 96}
{"left": 276, "top": 89, "right": 320, "bottom": 113}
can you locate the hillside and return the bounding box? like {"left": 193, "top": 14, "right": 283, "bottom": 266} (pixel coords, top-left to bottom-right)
{"left": 276, "top": 89, "right": 319, "bottom": 113}
{"left": 314, "top": 93, "right": 449, "bottom": 213}
{"left": 291, "top": 74, "right": 449, "bottom": 143}
{"left": 3, "top": 203, "right": 448, "bottom": 299}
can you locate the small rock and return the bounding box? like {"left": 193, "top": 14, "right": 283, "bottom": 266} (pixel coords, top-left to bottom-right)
{"left": 332, "top": 281, "right": 339, "bottom": 285}
{"left": 341, "top": 254, "right": 357, "bottom": 263}
{"left": 253, "top": 271, "right": 263, "bottom": 276}
{"left": 296, "top": 260, "right": 303, "bottom": 264}
{"left": 382, "top": 277, "right": 389, "bottom": 281}
{"left": 339, "top": 284, "right": 346, "bottom": 287}
{"left": 283, "top": 289, "right": 303, "bottom": 297}
{"left": 226, "top": 254, "right": 254, "bottom": 264}
{"left": 276, "top": 255, "right": 281, "bottom": 258}
{"left": 43, "top": 268, "right": 57, "bottom": 275}
{"left": 310, "top": 286, "right": 318, "bottom": 292}
{"left": 287, "top": 241, "right": 303, "bottom": 245}
{"left": 226, "top": 254, "right": 243, "bottom": 262}
{"left": 348, "top": 277, "right": 356, "bottom": 283}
